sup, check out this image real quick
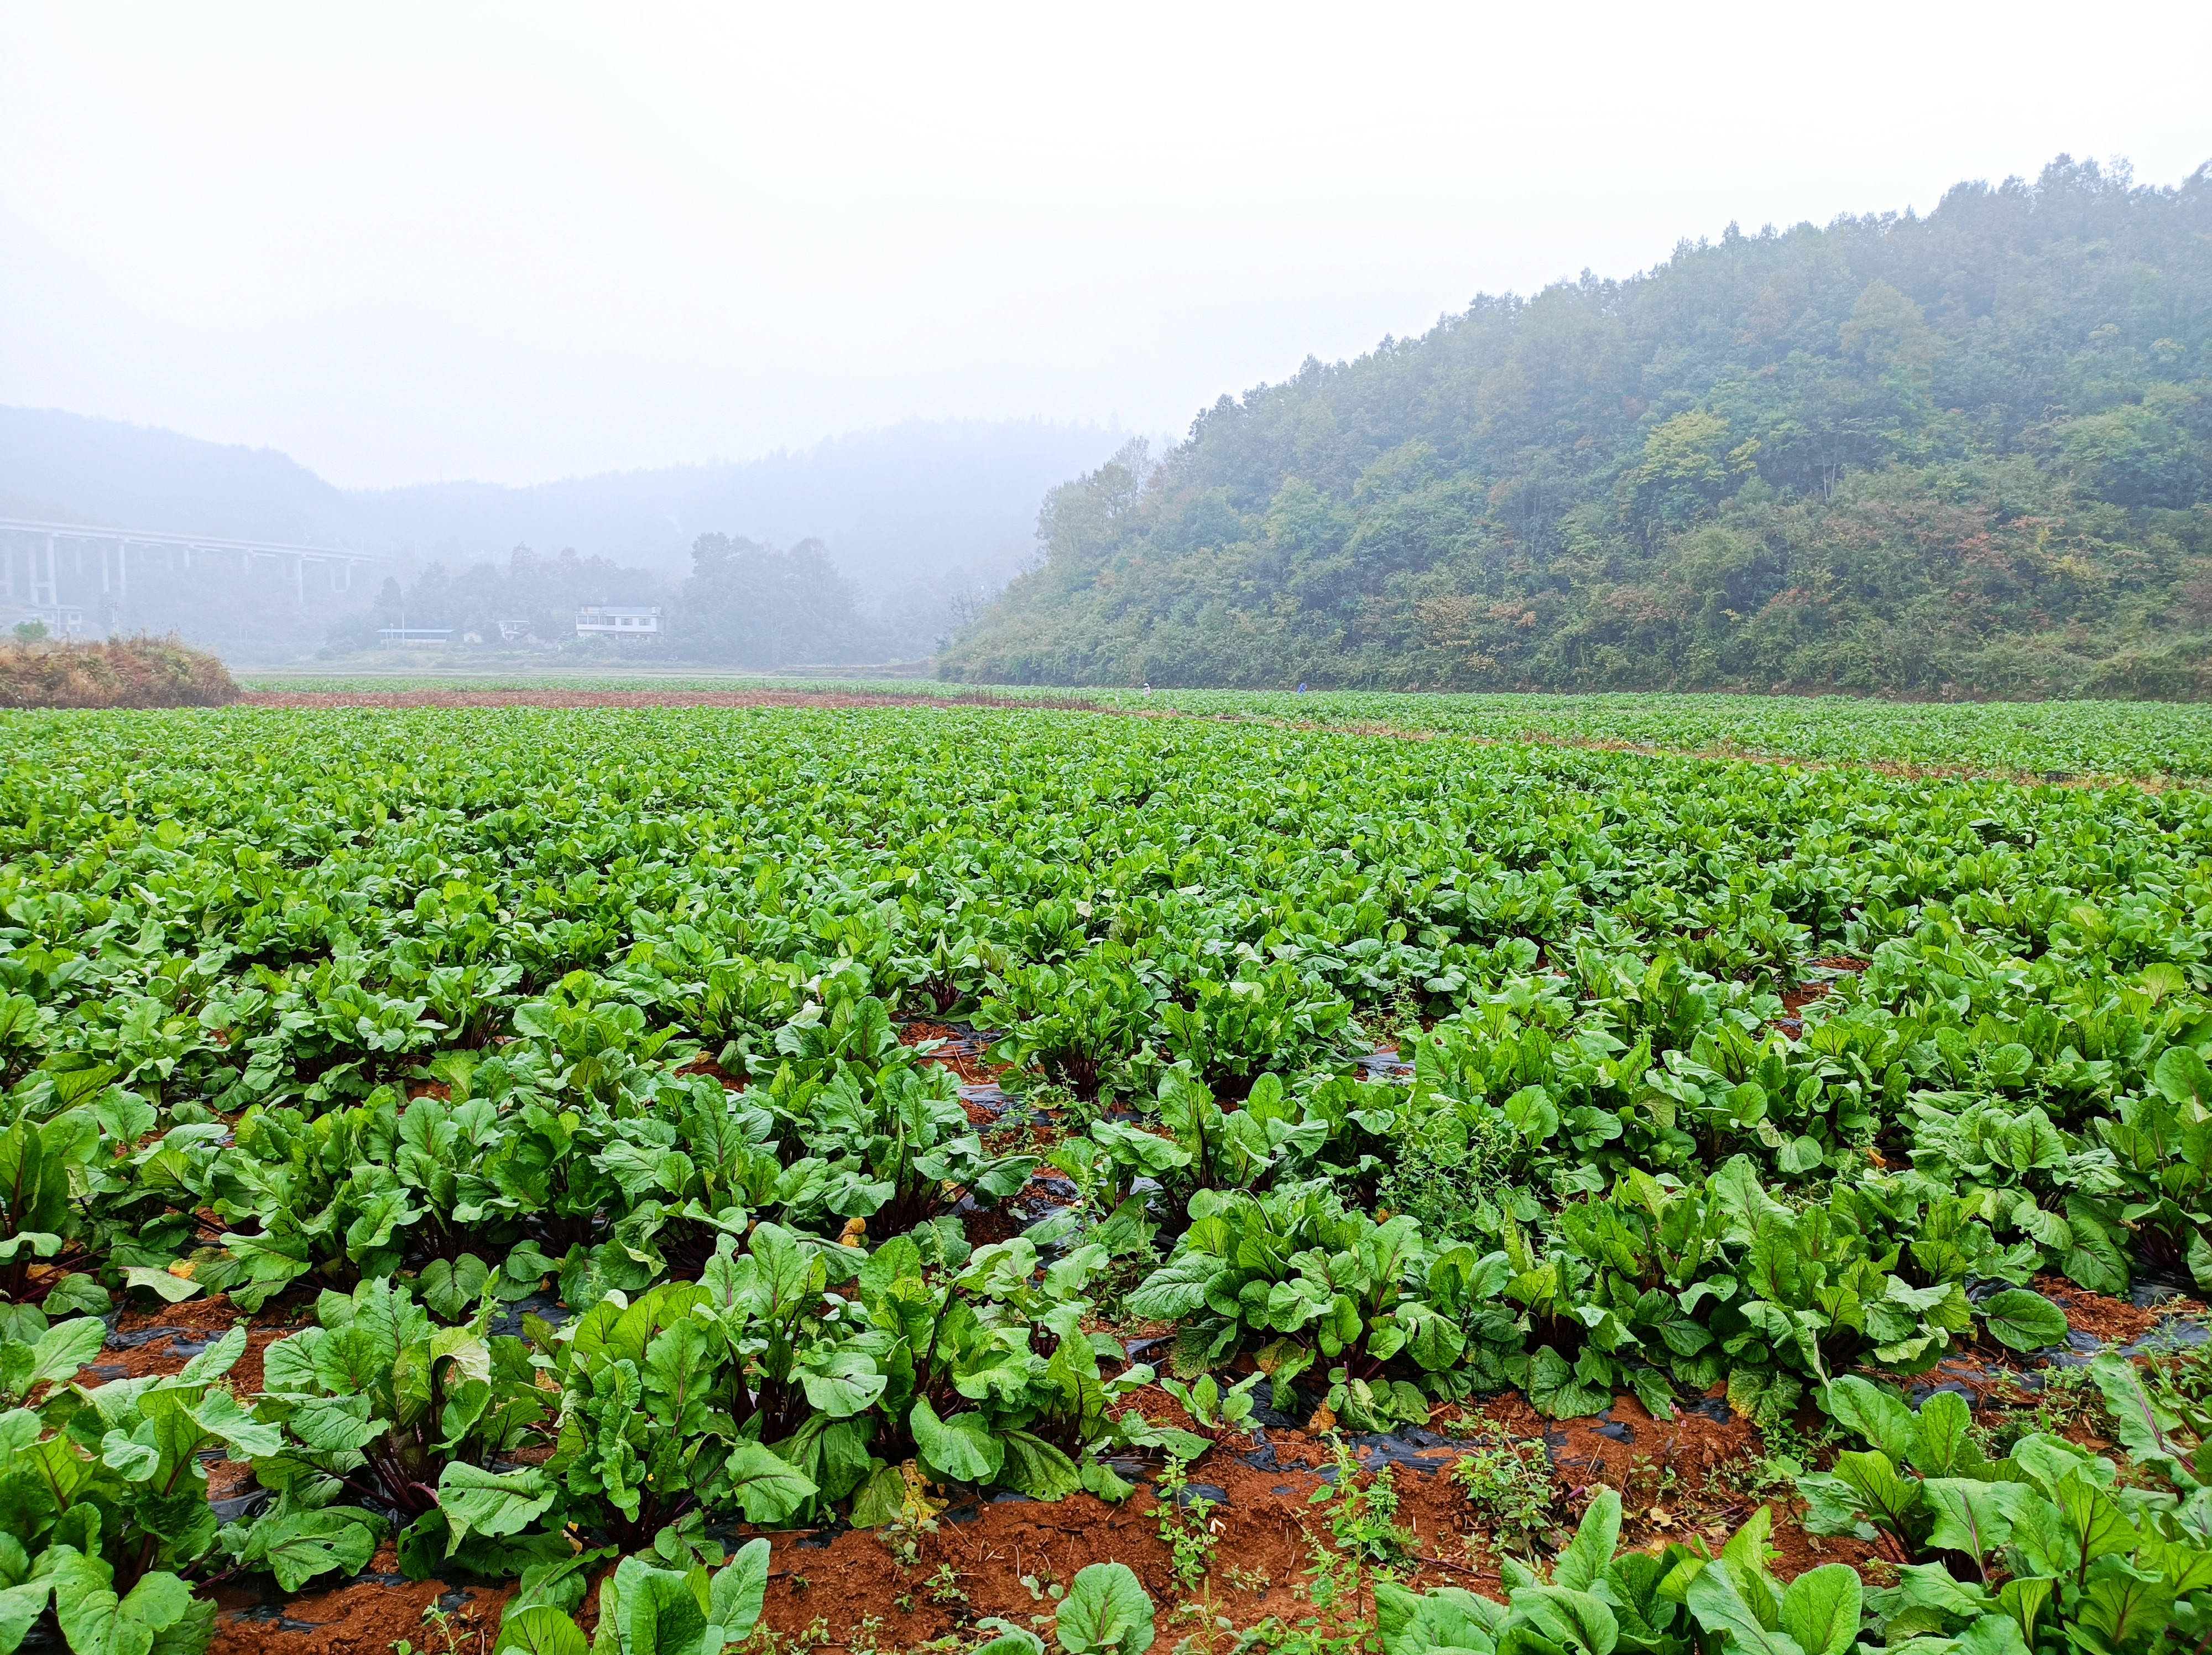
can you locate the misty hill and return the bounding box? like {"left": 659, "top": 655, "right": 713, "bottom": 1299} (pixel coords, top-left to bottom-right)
{"left": 0, "top": 409, "right": 1121, "bottom": 663}
{"left": 0, "top": 407, "right": 350, "bottom": 544}
{"left": 348, "top": 419, "right": 1126, "bottom": 590}
{"left": 0, "top": 408, "right": 1120, "bottom": 585}
{"left": 943, "top": 158, "right": 2212, "bottom": 698}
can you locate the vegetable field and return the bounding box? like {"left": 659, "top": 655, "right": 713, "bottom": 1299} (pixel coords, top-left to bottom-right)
{"left": 4, "top": 700, "right": 2212, "bottom": 1655}
{"left": 237, "top": 679, "right": 2212, "bottom": 780}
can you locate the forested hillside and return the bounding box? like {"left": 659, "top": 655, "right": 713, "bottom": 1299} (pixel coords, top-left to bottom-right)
{"left": 943, "top": 158, "right": 2212, "bottom": 696}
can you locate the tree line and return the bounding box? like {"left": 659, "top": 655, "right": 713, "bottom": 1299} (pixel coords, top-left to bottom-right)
{"left": 327, "top": 538, "right": 991, "bottom": 665}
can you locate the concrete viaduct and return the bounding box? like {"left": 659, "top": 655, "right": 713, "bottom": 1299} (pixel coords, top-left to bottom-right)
{"left": 0, "top": 518, "right": 389, "bottom": 620}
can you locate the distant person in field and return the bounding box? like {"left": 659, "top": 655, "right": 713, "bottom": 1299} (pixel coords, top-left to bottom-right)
{"left": 1142, "top": 682, "right": 1151, "bottom": 696}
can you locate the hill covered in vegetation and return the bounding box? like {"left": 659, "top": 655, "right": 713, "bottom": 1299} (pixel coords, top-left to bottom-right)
{"left": 944, "top": 158, "right": 2212, "bottom": 696}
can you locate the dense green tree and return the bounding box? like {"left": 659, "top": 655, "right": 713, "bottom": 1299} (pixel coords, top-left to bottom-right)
{"left": 327, "top": 544, "right": 665, "bottom": 652}
{"left": 673, "top": 533, "right": 866, "bottom": 665}
{"left": 945, "top": 157, "right": 2212, "bottom": 696}
{"left": 326, "top": 537, "right": 904, "bottom": 663}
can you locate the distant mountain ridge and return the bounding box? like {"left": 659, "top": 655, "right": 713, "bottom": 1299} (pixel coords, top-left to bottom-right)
{"left": 0, "top": 406, "right": 347, "bottom": 545}
{"left": 0, "top": 406, "right": 1124, "bottom": 587}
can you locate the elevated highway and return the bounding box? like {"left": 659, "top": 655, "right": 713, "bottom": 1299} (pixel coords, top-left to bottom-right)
{"left": 0, "top": 517, "right": 390, "bottom": 611}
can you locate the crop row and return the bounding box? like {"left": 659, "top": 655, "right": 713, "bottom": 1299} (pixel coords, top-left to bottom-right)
{"left": 3, "top": 704, "right": 2210, "bottom": 1653}
{"left": 232, "top": 681, "right": 2212, "bottom": 780}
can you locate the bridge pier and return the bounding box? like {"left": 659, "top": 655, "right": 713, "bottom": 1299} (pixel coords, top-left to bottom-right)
{"left": 1, "top": 518, "right": 390, "bottom": 618}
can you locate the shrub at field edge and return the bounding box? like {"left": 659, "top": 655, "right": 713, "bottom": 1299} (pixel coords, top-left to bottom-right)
{"left": 0, "top": 634, "right": 239, "bottom": 709}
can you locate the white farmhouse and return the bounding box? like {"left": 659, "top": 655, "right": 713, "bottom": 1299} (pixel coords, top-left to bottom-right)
{"left": 575, "top": 606, "right": 662, "bottom": 639}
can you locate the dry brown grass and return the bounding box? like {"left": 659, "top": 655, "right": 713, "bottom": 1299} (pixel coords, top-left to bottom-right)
{"left": 0, "top": 633, "right": 240, "bottom": 709}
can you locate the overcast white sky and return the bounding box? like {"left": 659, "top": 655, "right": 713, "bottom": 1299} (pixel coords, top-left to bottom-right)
{"left": 2, "top": 2, "right": 2208, "bottom": 490}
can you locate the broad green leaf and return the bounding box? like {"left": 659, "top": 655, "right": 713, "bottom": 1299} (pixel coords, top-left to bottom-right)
{"left": 2074, "top": 1570, "right": 2176, "bottom": 1651}
{"left": 970, "top": 1636, "right": 1046, "bottom": 1655}
{"left": 612, "top": 1558, "right": 706, "bottom": 1655}
{"left": 1994, "top": 1577, "right": 2053, "bottom": 1649}
{"left": 1830, "top": 1450, "right": 1921, "bottom": 1540}
{"left": 50, "top": 1552, "right": 204, "bottom": 1655}
{"left": 2008, "top": 1432, "right": 2100, "bottom": 1500}
{"left": 846, "top": 1463, "right": 908, "bottom": 1529}
{"left": 1717, "top": 1505, "right": 1780, "bottom": 1616}
{"left": 494, "top": 1607, "right": 588, "bottom": 1655}
{"left": 506, "top": 1549, "right": 618, "bottom": 1623}
{"left": 796, "top": 1350, "right": 886, "bottom": 1418}
{"left": 437, "top": 1464, "right": 556, "bottom": 1555}
{"left": 998, "top": 1429, "right": 1082, "bottom": 1501}
{"left": 286, "top": 1394, "right": 384, "bottom": 1454}
{"left": 190, "top": 1388, "right": 281, "bottom": 1459}
{"left": 175, "top": 1325, "right": 247, "bottom": 1386}
{"left": 121, "top": 1266, "right": 202, "bottom": 1305}
{"left": 721, "top": 1441, "right": 818, "bottom": 1524}
{"left": 2062, "top": 1196, "right": 2128, "bottom": 1295}
{"left": 1627, "top": 1366, "right": 1676, "bottom": 1422}
{"left": 420, "top": 1255, "right": 493, "bottom": 1323}
{"left": 1527, "top": 1346, "right": 1612, "bottom": 1419}
{"left": 1056, "top": 1563, "right": 1155, "bottom": 1655}
{"left": 1954, "top": 1616, "right": 2031, "bottom": 1655}
{"left": 909, "top": 1396, "right": 1005, "bottom": 1483}
{"left": 427, "top": 1324, "right": 493, "bottom": 1387}
{"left": 1684, "top": 1561, "right": 1804, "bottom": 1655}
{"left": 117, "top": 1577, "right": 192, "bottom": 1635}
{"left": 1553, "top": 1487, "right": 1620, "bottom": 1593}
{"left": 641, "top": 1318, "right": 719, "bottom": 1432}
{"left": 0, "top": 1580, "right": 53, "bottom": 1655}
{"left": 2057, "top": 1476, "right": 2135, "bottom": 1570}
{"left": 704, "top": 1539, "right": 771, "bottom": 1648}
{"left": 1824, "top": 1376, "right": 1914, "bottom": 1465}
{"left": 1376, "top": 1583, "right": 1503, "bottom": 1655}
{"left": 0, "top": 1121, "right": 68, "bottom": 1240}
{"left": 1725, "top": 1366, "right": 1800, "bottom": 1428}
{"left": 1907, "top": 1390, "right": 1975, "bottom": 1477}
{"left": 41, "top": 1274, "right": 112, "bottom": 1318}
{"left": 2005, "top": 1490, "right": 2075, "bottom": 1580}
{"left": 244, "top": 1510, "right": 382, "bottom": 1592}
{"left": 1510, "top": 1586, "right": 1618, "bottom": 1655}
{"left": 1776, "top": 1565, "right": 1858, "bottom": 1655}
{"left": 313, "top": 1322, "right": 389, "bottom": 1395}
{"left": 1126, "top": 1255, "right": 1218, "bottom": 1320}
{"left": 25, "top": 1317, "right": 106, "bottom": 1393}
{"left": 1921, "top": 1479, "right": 2030, "bottom": 1562}
{"left": 2089, "top": 1353, "right": 2193, "bottom": 1483}
{"left": 1080, "top": 1458, "right": 1136, "bottom": 1503}
{"left": 1979, "top": 1289, "right": 2067, "bottom": 1353}
{"left": 2156, "top": 1046, "right": 2212, "bottom": 1108}
{"left": 101, "top": 1428, "right": 161, "bottom": 1481}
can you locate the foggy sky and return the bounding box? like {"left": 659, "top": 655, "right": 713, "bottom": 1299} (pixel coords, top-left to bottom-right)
{"left": 3, "top": 1, "right": 2208, "bottom": 491}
